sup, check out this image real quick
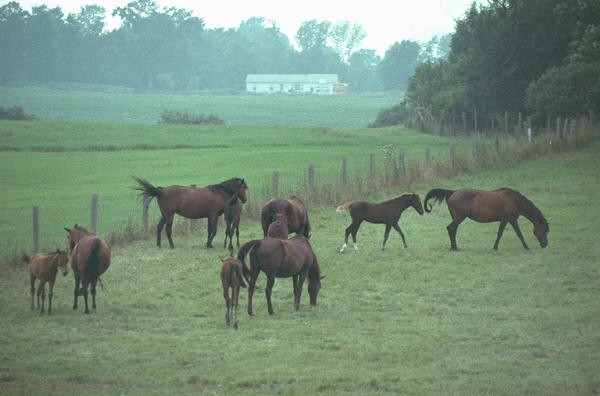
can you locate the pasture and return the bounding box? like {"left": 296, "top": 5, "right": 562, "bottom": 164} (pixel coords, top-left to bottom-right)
{"left": 0, "top": 140, "right": 598, "bottom": 394}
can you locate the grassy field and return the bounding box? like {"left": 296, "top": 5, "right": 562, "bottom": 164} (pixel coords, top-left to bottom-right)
{"left": 0, "top": 139, "right": 598, "bottom": 394}
{"left": 0, "top": 87, "right": 402, "bottom": 128}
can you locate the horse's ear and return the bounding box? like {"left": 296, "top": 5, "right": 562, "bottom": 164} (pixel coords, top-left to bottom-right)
{"left": 64, "top": 227, "right": 71, "bottom": 233}
{"left": 320, "top": 275, "right": 326, "bottom": 280}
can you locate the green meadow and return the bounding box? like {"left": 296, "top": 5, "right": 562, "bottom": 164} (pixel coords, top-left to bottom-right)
{"left": 0, "top": 88, "right": 598, "bottom": 394}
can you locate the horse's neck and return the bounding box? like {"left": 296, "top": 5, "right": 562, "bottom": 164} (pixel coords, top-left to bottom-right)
{"left": 517, "top": 199, "right": 542, "bottom": 225}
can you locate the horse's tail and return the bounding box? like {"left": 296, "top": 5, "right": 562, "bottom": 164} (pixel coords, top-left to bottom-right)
{"left": 336, "top": 201, "right": 352, "bottom": 213}
{"left": 84, "top": 238, "right": 101, "bottom": 286}
{"left": 22, "top": 253, "right": 30, "bottom": 264}
{"left": 133, "top": 176, "right": 162, "bottom": 200}
{"left": 424, "top": 188, "right": 455, "bottom": 212}
{"left": 231, "top": 262, "right": 246, "bottom": 289}
{"left": 237, "top": 239, "right": 261, "bottom": 284}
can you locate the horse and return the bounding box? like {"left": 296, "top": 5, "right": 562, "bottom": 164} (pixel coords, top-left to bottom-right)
{"left": 223, "top": 196, "right": 242, "bottom": 251}
{"left": 23, "top": 249, "right": 69, "bottom": 314}
{"left": 266, "top": 217, "right": 289, "bottom": 239}
{"left": 261, "top": 196, "right": 311, "bottom": 239}
{"left": 134, "top": 176, "right": 248, "bottom": 249}
{"left": 237, "top": 236, "right": 323, "bottom": 316}
{"left": 64, "top": 225, "right": 111, "bottom": 314}
{"left": 220, "top": 255, "right": 246, "bottom": 329}
{"left": 337, "top": 193, "right": 424, "bottom": 252}
{"left": 424, "top": 188, "right": 549, "bottom": 250}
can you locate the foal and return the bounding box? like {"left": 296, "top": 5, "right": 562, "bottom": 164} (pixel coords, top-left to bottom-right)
{"left": 266, "top": 215, "right": 289, "bottom": 239}
{"left": 23, "top": 249, "right": 69, "bottom": 314}
{"left": 220, "top": 255, "right": 246, "bottom": 329}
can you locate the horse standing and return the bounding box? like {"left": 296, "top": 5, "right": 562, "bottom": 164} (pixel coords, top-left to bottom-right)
{"left": 223, "top": 196, "right": 242, "bottom": 251}
{"left": 424, "top": 188, "right": 549, "bottom": 250}
{"left": 237, "top": 236, "right": 323, "bottom": 316}
{"left": 261, "top": 196, "right": 311, "bottom": 238}
{"left": 23, "top": 249, "right": 69, "bottom": 314}
{"left": 337, "top": 193, "right": 424, "bottom": 252}
{"left": 65, "top": 225, "right": 111, "bottom": 314}
{"left": 266, "top": 217, "right": 289, "bottom": 239}
{"left": 134, "top": 177, "right": 248, "bottom": 249}
{"left": 220, "top": 255, "right": 246, "bottom": 329}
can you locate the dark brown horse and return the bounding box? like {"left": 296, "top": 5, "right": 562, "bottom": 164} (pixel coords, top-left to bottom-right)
{"left": 237, "top": 236, "right": 323, "bottom": 316}
{"left": 65, "top": 225, "right": 111, "bottom": 314}
{"left": 23, "top": 249, "right": 69, "bottom": 314}
{"left": 134, "top": 177, "right": 248, "bottom": 249}
{"left": 266, "top": 217, "right": 289, "bottom": 239}
{"left": 337, "top": 193, "right": 424, "bottom": 252}
{"left": 261, "top": 196, "right": 311, "bottom": 238}
{"left": 424, "top": 188, "right": 549, "bottom": 250}
{"left": 220, "top": 255, "right": 246, "bottom": 329}
{"left": 223, "top": 196, "right": 242, "bottom": 251}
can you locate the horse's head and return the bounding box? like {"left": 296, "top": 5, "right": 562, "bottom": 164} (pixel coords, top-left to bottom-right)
{"left": 235, "top": 178, "right": 248, "bottom": 203}
{"left": 55, "top": 249, "right": 69, "bottom": 276}
{"left": 308, "top": 260, "right": 324, "bottom": 306}
{"left": 533, "top": 220, "right": 549, "bottom": 248}
{"left": 411, "top": 193, "right": 424, "bottom": 215}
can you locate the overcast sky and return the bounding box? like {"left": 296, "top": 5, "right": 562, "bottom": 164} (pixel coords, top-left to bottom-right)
{"left": 14, "top": 0, "right": 477, "bottom": 55}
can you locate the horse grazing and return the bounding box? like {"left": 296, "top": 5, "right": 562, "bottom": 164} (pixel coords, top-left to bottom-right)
{"left": 223, "top": 196, "right": 242, "bottom": 251}
{"left": 65, "top": 225, "right": 111, "bottom": 314}
{"left": 134, "top": 176, "right": 248, "bottom": 249}
{"left": 337, "top": 193, "right": 424, "bottom": 252}
{"left": 424, "top": 188, "right": 549, "bottom": 250}
{"left": 220, "top": 255, "right": 246, "bottom": 329}
{"left": 237, "top": 236, "right": 323, "bottom": 316}
{"left": 261, "top": 196, "right": 311, "bottom": 239}
{"left": 23, "top": 249, "right": 69, "bottom": 314}
{"left": 266, "top": 215, "right": 289, "bottom": 239}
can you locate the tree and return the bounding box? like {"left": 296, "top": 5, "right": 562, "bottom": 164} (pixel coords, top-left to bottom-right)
{"left": 329, "top": 21, "right": 366, "bottom": 63}
{"left": 0, "top": 2, "right": 30, "bottom": 83}
{"left": 378, "top": 40, "right": 421, "bottom": 92}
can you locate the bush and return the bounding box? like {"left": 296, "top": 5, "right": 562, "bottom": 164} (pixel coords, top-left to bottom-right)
{"left": 159, "top": 110, "right": 224, "bottom": 125}
{"left": 368, "top": 102, "right": 410, "bottom": 128}
{"left": 0, "top": 106, "right": 37, "bottom": 120}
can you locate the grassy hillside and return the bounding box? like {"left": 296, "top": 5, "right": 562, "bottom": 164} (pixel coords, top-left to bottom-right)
{"left": 0, "top": 143, "right": 598, "bottom": 394}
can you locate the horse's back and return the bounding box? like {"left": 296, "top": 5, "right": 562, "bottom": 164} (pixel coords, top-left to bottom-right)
{"left": 449, "top": 188, "right": 519, "bottom": 222}
{"left": 72, "top": 236, "right": 111, "bottom": 275}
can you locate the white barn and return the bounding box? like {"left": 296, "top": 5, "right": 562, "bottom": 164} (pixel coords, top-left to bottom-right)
{"left": 246, "top": 74, "right": 340, "bottom": 95}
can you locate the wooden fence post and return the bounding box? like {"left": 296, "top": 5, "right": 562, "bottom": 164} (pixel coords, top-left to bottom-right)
{"left": 91, "top": 194, "right": 98, "bottom": 235}
{"left": 33, "top": 205, "right": 40, "bottom": 253}
{"left": 307, "top": 165, "right": 315, "bottom": 188}
{"left": 272, "top": 171, "right": 279, "bottom": 197}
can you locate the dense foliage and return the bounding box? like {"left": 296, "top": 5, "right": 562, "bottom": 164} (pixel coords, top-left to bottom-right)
{"left": 381, "top": 0, "right": 600, "bottom": 132}
{"left": 0, "top": 0, "right": 448, "bottom": 93}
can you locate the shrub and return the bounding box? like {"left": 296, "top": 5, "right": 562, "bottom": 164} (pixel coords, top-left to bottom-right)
{"left": 0, "top": 106, "right": 37, "bottom": 120}
{"left": 159, "top": 110, "right": 224, "bottom": 125}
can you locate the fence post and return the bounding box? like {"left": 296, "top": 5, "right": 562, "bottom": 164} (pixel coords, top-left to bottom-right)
{"left": 33, "top": 205, "right": 40, "bottom": 253}
{"left": 143, "top": 195, "right": 150, "bottom": 231}
{"left": 307, "top": 165, "right": 315, "bottom": 188}
{"left": 272, "top": 171, "right": 279, "bottom": 197}
{"left": 91, "top": 194, "right": 98, "bottom": 235}
{"left": 341, "top": 157, "right": 348, "bottom": 185}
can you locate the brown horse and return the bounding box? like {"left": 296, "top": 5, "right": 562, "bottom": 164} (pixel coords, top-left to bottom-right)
{"left": 223, "top": 196, "right": 242, "bottom": 251}
{"left": 134, "top": 176, "right": 248, "bottom": 249}
{"left": 220, "top": 255, "right": 246, "bottom": 329}
{"left": 337, "top": 193, "right": 424, "bottom": 252}
{"left": 65, "top": 225, "right": 111, "bottom": 314}
{"left": 23, "top": 249, "right": 69, "bottom": 314}
{"left": 267, "top": 217, "right": 289, "bottom": 239}
{"left": 261, "top": 196, "right": 311, "bottom": 238}
{"left": 237, "top": 236, "right": 323, "bottom": 316}
{"left": 424, "top": 188, "right": 549, "bottom": 250}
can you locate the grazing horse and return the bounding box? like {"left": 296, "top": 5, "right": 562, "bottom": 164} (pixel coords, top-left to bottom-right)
{"left": 134, "top": 176, "right": 248, "bottom": 249}
{"left": 220, "top": 255, "right": 246, "bottom": 329}
{"left": 266, "top": 217, "right": 289, "bottom": 239}
{"left": 237, "top": 236, "right": 323, "bottom": 316}
{"left": 65, "top": 225, "right": 111, "bottom": 314}
{"left": 223, "top": 196, "right": 242, "bottom": 251}
{"left": 261, "top": 196, "right": 311, "bottom": 238}
{"left": 23, "top": 249, "right": 69, "bottom": 314}
{"left": 337, "top": 193, "right": 424, "bottom": 252}
{"left": 424, "top": 188, "right": 549, "bottom": 250}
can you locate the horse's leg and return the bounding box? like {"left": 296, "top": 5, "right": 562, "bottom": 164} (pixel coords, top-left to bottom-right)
{"left": 247, "top": 275, "right": 256, "bottom": 316}
{"left": 91, "top": 280, "right": 97, "bottom": 311}
{"left": 382, "top": 224, "right": 392, "bottom": 250}
{"left": 447, "top": 219, "right": 463, "bottom": 251}
{"left": 493, "top": 220, "right": 509, "bottom": 250}
{"left": 235, "top": 223, "right": 240, "bottom": 249}
{"left": 392, "top": 222, "right": 408, "bottom": 248}
{"left": 165, "top": 219, "right": 175, "bottom": 249}
{"left": 48, "top": 280, "right": 55, "bottom": 315}
{"left": 82, "top": 282, "right": 90, "bottom": 314}
{"left": 292, "top": 274, "right": 300, "bottom": 310}
{"left": 232, "top": 285, "right": 239, "bottom": 329}
{"left": 37, "top": 280, "right": 45, "bottom": 313}
{"left": 350, "top": 221, "right": 362, "bottom": 251}
{"left": 340, "top": 224, "right": 352, "bottom": 252}
{"left": 295, "top": 272, "right": 307, "bottom": 311}
{"left": 223, "top": 287, "right": 231, "bottom": 326}
{"left": 30, "top": 276, "right": 35, "bottom": 310}
{"left": 206, "top": 215, "right": 217, "bottom": 248}
{"left": 73, "top": 274, "right": 80, "bottom": 310}
{"left": 265, "top": 275, "right": 276, "bottom": 315}
{"left": 156, "top": 217, "right": 166, "bottom": 247}
{"left": 509, "top": 220, "right": 529, "bottom": 250}
{"left": 223, "top": 220, "right": 231, "bottom": 249}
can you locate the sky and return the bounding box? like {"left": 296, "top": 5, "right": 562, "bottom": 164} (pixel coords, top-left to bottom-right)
{"left": 13, "top": 0, "right": 477, "bottom": 55}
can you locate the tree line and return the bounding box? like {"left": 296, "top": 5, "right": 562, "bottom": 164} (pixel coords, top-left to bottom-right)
{"left": 373, "top": 0, "right": 600, "bottom": 133}
{"left": 0, "top": 0, "right": 448, "bottom": 93}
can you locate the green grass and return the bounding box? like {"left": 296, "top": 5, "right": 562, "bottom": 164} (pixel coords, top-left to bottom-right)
{"left": 0, "top": 142, "right": 598, "bottom": 394}
{"left": 0, "top": 87, "right": 403, "bottom": 127}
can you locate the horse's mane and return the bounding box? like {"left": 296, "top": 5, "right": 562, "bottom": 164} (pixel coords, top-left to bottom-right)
{"left": 73, "top": 224, "right": 91, "bottom": 234}
{"left": 513, "top": 190, "right": 547, "bottom": 224}
{"left": 208, "top": 178, "right": 244, "bottom": 195}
